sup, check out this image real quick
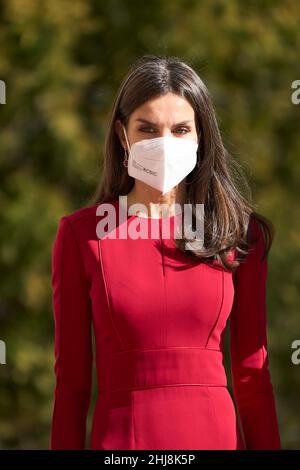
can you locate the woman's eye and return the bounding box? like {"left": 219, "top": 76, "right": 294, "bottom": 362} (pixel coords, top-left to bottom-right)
{"left": 175, "top": 128, "right": 190, "bottom": 134}
{"left": 139, "top": 127, "right": 155, "bottom": 133}
{"left": 139, "top": 127, "right": 190, "bottom": 134}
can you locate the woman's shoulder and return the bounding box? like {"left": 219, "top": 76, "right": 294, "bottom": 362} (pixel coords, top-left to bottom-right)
{"left": 63, "top": 199, "right": 118, "bottom": 221}
{"left": 58, "top": 199, "right": 119, "bottom": 236}
{"left": 63, "top": 203, "right": 99, "bottom": 223}
{"left": 55, "top": 203, "right": 102, "bottom": 241}
{"left": 247, "top": 212, "right": 273, "bottom": 260}
{"left": 231, "top": 212, "right": 272, "bottom": 268}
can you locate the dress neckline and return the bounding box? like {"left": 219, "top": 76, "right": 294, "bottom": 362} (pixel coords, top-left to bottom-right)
{"left": 118, "top": 196, "right": 181, "bottom": 221}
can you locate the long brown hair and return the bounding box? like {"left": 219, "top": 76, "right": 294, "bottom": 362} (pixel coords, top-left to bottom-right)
{"left": 89, "top": 54, "right": 274, "bottom": 271}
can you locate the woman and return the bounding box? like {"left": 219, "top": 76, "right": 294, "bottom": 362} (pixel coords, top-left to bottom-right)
{"left": 50, "top": 55, "right": 282, "bottom": 450}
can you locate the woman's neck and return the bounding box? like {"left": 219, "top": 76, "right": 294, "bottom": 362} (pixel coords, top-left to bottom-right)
{"left": 125, "top": 183, "right": 185, "bottom": 219}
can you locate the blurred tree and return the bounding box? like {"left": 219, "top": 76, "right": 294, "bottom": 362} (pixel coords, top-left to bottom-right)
{"left": 0, "top": 0, "right": 299, "bottom": 449}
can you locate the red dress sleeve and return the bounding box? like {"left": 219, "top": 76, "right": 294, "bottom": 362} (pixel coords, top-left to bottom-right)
{"left": 50, "top": 216, "right": 93, "bottom": 449}
{"left": 229, "top": 216, "right": 282, "bottom": 450}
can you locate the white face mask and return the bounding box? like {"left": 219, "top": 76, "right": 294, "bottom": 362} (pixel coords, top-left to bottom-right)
{"left": 122, "top": 125, "right": 199, "bottom": 195}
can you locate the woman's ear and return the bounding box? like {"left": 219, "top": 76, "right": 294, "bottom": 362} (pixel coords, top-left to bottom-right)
{"left": 115, "top": 119, "right": 128, "bottom": 150}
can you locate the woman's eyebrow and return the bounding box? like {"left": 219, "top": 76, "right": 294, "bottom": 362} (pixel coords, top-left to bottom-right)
{"left": 135, "top": 118, "right": 194, "bottom": 126}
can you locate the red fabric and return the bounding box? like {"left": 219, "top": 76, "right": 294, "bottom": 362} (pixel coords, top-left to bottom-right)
{"left": 50, "top": 199, "right": 281, "bottom": 450}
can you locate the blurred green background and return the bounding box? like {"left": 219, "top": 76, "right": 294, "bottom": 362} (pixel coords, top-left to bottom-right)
{"left": 0, "top": 0, "right": 299, "bottom": 449}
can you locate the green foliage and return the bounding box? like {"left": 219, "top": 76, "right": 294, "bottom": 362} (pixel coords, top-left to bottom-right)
{"left": 0, "top": 0, "right": 299, "bottom": 449}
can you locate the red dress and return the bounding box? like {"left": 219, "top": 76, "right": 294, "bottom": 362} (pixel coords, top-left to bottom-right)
{"left": 50, "top": 198, "right": 281, "bottom": 450}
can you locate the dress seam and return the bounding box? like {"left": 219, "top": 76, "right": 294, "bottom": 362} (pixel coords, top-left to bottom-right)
{"left": 107, "top": 383, "right": 228, "bottom": 393}
{"left": 131, "top": 391, "right": 136, "bottom": 449}
{"left": 205, "top": 269, "right": 225, "bottom": 349}
{"left": 114, "top": 346, "right": 223, "bottom": 354}
{"left": 160, "top": 220, "right": 168, "bottom": 346}
{"left": 205, "top": 386, "right": 222, "bottom": 449}
{"left": 97, "top": 237, "right": 125, "bottom": 349}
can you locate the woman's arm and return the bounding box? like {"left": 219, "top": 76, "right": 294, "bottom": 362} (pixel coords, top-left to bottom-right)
{"left": 50, "top": 216, "right": 93, "bottom": 449}
{"left": 229, "top": 216, "right": 281, "bottom": 450}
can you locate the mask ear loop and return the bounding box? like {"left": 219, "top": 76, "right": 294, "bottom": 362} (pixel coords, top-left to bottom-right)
{"left": 122, "top": 124, "right": 130, "bottom": 168}
{"left": 188, "top": 131, "right": 201, "bottom": 175}
{"left": 184, "top": 147, "right": 201, "bottom": 186}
